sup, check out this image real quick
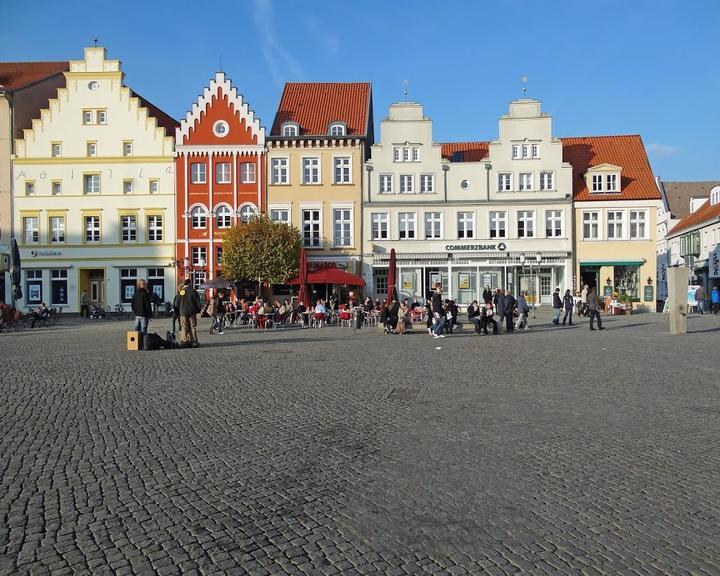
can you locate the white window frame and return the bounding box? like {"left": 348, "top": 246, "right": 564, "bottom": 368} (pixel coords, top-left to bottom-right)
{"left": 582, "top": 211, "right": 600, "bottom": 240}
{"left": 51, "top": 143, "right": 62, "bottom": 158}
{"left": 25, "top": 181, "right": 35, "bottom": 196}
{"left": 192, "top": 246, "right": 207, "bottom": 267}
{"left": 50, "top": 216, "right": 65, "bottom": 244}
{"left": 147, "top": 215, "right": 163, "bottom": 242}
{"left": 489, "top": 211, "right": 507, "bottom": 239}
{"left": 379, "top": 174, "right": 393, "bottom": 194}
{"left": 412, "top": 147, "right": 420, "bottom": 162}
{"left": 269, "top": 207, "right": 290, "bottom": 224}
{"left": 498, "top": 173, "right": 512, "bottom": 192}
{"left": 519, "top": 173, "right": 533, "bottom": 191}
{"left": 271, "top": 157, "right": 289, "bottom": 185}
{"left": 190, "top": 162, "right": 207, "bottom": 184}
{"left": 517, "top": 210, "right": 535, "bottom": 238}
{"left": 215, "top": 162, "right": 231, "bottom": 184}
{"left": 400, "top": 174, "right": 414, "bottom": 194}
{"left": 215, "top": 204, "right": 233, "bottom": 228}
{"left": 333, "top": 156, "right": 352, "bottom": 184}
{"left": 371, "top": 213, "right": 389, "bottom": 240}
{"left": 190, "top": 205, "right": 208, "bottom": 229}
{"left": 96, "top": 110, "right": 107, "bottom": 125}
{"left": 240, "top": 162, "right": 256, "bottom": 184}
{"left": 531, "top": 144, "right": 540, "bottom": 158}
{"left": 522, "top": 144, "right": 530, "bottom": 159}
{"left": 393, "top": 147, "right": 401, "bottom": 162}
{"left": 545, "top": 210, "right": 563, "bottom": 238}
{"left": 149, "top": 179, "right": 159, "bottom": 194}
{"left": 607, "top": 210, "right": 624, "bottom": 240}
{"left": 24, "top": 217, "right": 39, "bottom": 244}
{"left": 84, "top": 174, "right": 100, "bottom": 194}
{"left": 123, "top": 180, "right": 134, "bottom": 195}
{"left": 51, "top": 181, "right": 62, "bottom": 196}
{"left": 512, "top": 145, "right": 520, "bottom": 159}
{"left": 424, "top": 212, "right": 442, "bottom": 240}
{"left": 332, "top": 206, "right": 353, "bottom": 247}
{"left": 123, "top": 141, "right": 133, "bottom": 157}
{"left": 282, "top": 123, "right": 299, "bottom": 137}
{"left": 592, "top": 174, "right": 603, "bottom": 192}
{"left": 301, "top": 207, "right": 322, "bottom": 248}
{"left": 402, "top": 147, "right": 411, "bottom": 162}
{"left": 86, "top": 142, "right": 97, "bottom": 157}
{"left": 238, "top": 203, "right": 258, "bottom": 224}
{"left": 82, "top": 110, "right": 93, "bottom": 125}
{"left": 457, "top": 212, "right": 475, "bottom": 239}
{"left": 606, "top": 173, "right": 618, "bottom": 192}
{"left": 329, "top": 123, "right": 346, "bottom": 136}
{"left": 302, "top": 157, "right": 321, "bottom": 184}
{"left": 540, "top": 172, "right": 555, "bottom": 191}
{"left": 85, "top": 216, "right": 101, "bottom": 243}
{"left": 630, "top": 210, "right": 648, "bottom": 240}
{"left": 121, "top": 215, "right": 137, "bottom": 243}
{"left": 398, "top": 212, "right": 417, "bottom": 240}
{"left": 420, "top": 174, "right": 435, "bottom": 194}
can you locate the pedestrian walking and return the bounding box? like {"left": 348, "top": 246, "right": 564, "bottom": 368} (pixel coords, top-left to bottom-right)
{"left": 131, "top": 279, "right": 152, "bottom": 337}
{"left": 580, "top": 284, "right": 589, "bottom": 316}
{"left": 208, "top": 291, "right": 225, "bottom": 335}
{"left": 174, "top": 278, "right": 202, "bottom": 347}
{"left": 587, "top": 286, "right": 604, "bottom": 331}
{"left": 552, "top": 288, "right": 562, "bottom": 325}
{"left": 430, "top": 283, "right": 446, "bottom": 338}
{"left": 711, "top": 284, "right": 720, "bottom": 314}
{"left": 80, "top": 289, "right": 89, "bottom": 318}
{"left": 695, "top": 284, "right": 706, "bottom": 314}
{"left": 561, "top": 289, "right": 574, "bottom": 325}
{"left": 515, "top": 291, "right": 530, "bottom": 330}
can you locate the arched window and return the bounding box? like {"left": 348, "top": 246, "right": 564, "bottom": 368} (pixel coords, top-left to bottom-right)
{"left": 238, "top": 204, "right": 258, "bottom": 224}
{"left": 281, "top": 123, "right": 299, "bottom": 137}
{"left": 190, "top": 205, "right": 207, "bottom": 229}
{"left": 216, "top": 205, "right": 232, "bottom": 228}
{"left": 328, "top": 122, "right": 346, "bottom": 137}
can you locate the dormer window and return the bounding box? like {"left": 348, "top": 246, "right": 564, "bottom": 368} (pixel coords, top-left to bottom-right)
{"left": 587, "top": 164, "right": 622, "bottom": 194}
{"left": 592, "top": 174, "right": 603, "bottom": 192}
{"left": 328, "top": 122, "right": 346, "bottom": 137}
{"left": 606, "top": 174, "right": 617, "bottom": 192}
{"left": 281, "top": 122, "right": 299, "bottom": 137}
{"left": 711, "top": 186, "right": 720, "bottom": 206}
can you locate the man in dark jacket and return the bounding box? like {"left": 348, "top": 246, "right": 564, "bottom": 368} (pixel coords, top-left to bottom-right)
{"left": 173, "top": 278, "right": 202, "bottom": 347}
{"left": 498, "top": 289, "right": 516, "bottom": 332}
{"left": 587, "top": 286, "right": 604, "bottom": 331}
{"left": 482, "top": 286, "right": 493, "bottom": 304}
{"left": 131, "top": 279, "right": 152, "bottom": 336}
{"left": 561, "top": 289, "right": 575, "bottom": 325}
{"left": 467, "top": 300, "right": 481, "bottom": 334}
{"left": 480, "top": 303, "right": 498, "bottom": 335}
{"left": 552, "top": 288, "right": 563, "bottom": 325}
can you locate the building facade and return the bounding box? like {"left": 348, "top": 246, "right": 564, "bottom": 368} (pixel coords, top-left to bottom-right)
{"left": 175, "top": 72, "right": 265, "bottom": 290}
{"left": 12, "top": 46, "right": 177, "bottom": 312}
{"left": 266, "top": 82, "right": 373, "bottom": 285}
{"left": 564, "top": 135, "right": 663, "bottom": 307}
{"left": 1, "top": 61, "right": 69, "bottom": 303}
{"left": 362, "top": 99, "right": 574, "bottom": 306}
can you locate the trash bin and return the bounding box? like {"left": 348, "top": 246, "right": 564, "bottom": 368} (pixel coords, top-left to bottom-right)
{"left": 354, "top": 309, "right": 362, "bottom": 329}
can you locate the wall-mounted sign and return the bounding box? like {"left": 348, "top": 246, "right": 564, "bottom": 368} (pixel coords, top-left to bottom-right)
{"left": 30, "top": 250, "right": 62, "bottom": 257}
{"left": 445, "top": 242, "right": 507, "bottom": 252}
{"left": 710, "top": 245, "right": 720, "bottom": 279}
{"left": 644, "top": 285, "right": 654, "bottom": 302}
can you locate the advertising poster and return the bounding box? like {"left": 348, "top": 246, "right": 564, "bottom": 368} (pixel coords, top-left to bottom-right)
{"left": 458, "top": 273, "right": 470, "bottom": 290}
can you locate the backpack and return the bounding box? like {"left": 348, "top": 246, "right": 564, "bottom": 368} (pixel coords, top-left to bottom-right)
{"left": 143, "top": 332, "right": 166, "bottom": 351}
{"left": 165, "top": 331, "right": 180, "bottom": 349}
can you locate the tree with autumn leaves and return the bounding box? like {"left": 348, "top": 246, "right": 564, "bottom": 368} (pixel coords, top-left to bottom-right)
{"left": 221, "top": 215, "right": 301, "bottom": 297}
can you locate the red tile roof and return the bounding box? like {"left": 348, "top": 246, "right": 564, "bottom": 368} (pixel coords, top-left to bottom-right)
{"left": 561, "top": 135, "right": 661, "bottom": 201}
{"left": 0, "top": 61, "right": 69, "bottom": 91}
{"left": 270, "top": 82, "right": 372, "bottom": 137}
{"left": 668, "top": 198, "right": 720, "bottom": 236}
{"left": 441, "top": 141, "right": 489, "bottom": 162}
{"left": 131, "top": 90, "right": 179, "bottom": 137}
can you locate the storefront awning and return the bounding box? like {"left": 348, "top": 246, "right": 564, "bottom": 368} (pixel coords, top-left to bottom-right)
{"left": 287, "top": 268, "right": 365, "bottom": 286}
{"left": 579, "top": 260, "right": 646, "bottom": 267}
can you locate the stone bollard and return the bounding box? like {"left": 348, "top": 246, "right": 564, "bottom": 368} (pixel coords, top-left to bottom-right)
{"left": 667, "top": 266, "right": 688, "bottom": 334}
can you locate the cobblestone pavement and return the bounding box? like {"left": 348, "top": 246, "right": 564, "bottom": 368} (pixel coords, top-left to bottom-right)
{"left": 1, "top": 311, "right": 719, "bottom": 575}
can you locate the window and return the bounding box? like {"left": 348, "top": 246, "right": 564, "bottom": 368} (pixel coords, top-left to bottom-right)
{"left": 192, "top": 270, "right": 206, "bottom": 290}
{"left": 190, "top": 162, "right": 206, "bottom": 184}
{"left": 215, "top": 162, "right": 231, "bottom": 184}
{"left": 213, "top": 120, "right": 229, "bottom": 137}
{"left": 25, "top": 182, "right": 35, "bottom": 196}
{"left": 26, "top": 270, "right": 42, "bottom": 304}
{"left": 371, "top": 213, "right": 389, "bottom": 240}
{"left": 522, "top": 144, "right": 530, "bottom": 159}
{"left": 302, "top": 209, "right": 322, "bottom": 247}
{"left": 121, "top": 215, "right": 137, "bottom": 242}
{"left": 532, "top": 144, "right": 540, "bottom": 158}
{"left": 84, "top": 174, "right": 100, "bottom": 194}
{"left": 238, "top": 204, "right": 257, "bottom": 224}
{"left": 147, "top": 215, "right": 163, "bottom": 242}
{"left": 374, "top": 268, "right": 388, "bottom": 297}
{"left": 216, "top": 246, "right": 223, "bottom": 265}
{"left": 583, "top": 211, "right": 599, "bottom": 240}
{"left": 592, "top": 174, "right": 603, "bottom": 192}
{"left": 50, "top": 216, "right": 65, "bottom": 243}
{"left": 457, "top": 212, "right": 475, "bottom": 239}
{"left": 398, "top": 212, "right": 416, "bottom": 239}
{"left": 123, "top": 141, "right": 133, "bottom": 156}
{"left": 630, "top": 210, "right": 647, "bottom": 239}
{"left": 519, "top": 173, "right": 533, "bottom": 191}
{"left": 517, "top": 210, "right": 535, "bottom": 238}
{"left": 329, "top": 123, "right": 345, "bottom": 136}
{"left": 607, "top": 210, "right": 624, "bottom": 239}
{"left": 545, "top": 210, "right": 562, "bottom": 237}
{"left": 489, "top": 211, "right": 506, "bottom": 239}
{"left": 51, "top": 143, "right": 61, "bottom": 157}
{"left": 412, "top": 147, "right": 420, "bottom": 162}
{"left": 149, "top": 179, "right": 159, "bottom": 194}
{"left": 333, "top": 208, "right": 352, "bottom": 247}
{"left": 190, "top": 206, "right": 207, "bottom": 229}
{"left": 302, "top": 157, "right": 320, "bottom": 184}
{"left": 51, "top": 269, "right": 68, "bottom": 305}
{"left": 271, "top": 158, "right": 289, "bottom": 184}
{"left": 24, "top": 217, "right": 39, "bottom": 244}
{"left": 379, "top": 174, "right": 393, "bottom": 194}
{"left": 216, "top": 205, "right": 232, "bottom": 228}
{"left": 192, "top": 246, "right": 207, "bottom": 266}
{"left": 82, "top": 110, "right": 93, "bottom": 124}
{"left": 84, "top": 216, "right": 101, "bottom": 243}
{"left": 97, "top": 110, "right": 106, "bottom": 124}
{"left": 270, "top": 209, "right": 289, "bottom": 223}
{"left": 540, "top": 172, "right": 554, "bottom": 190}
{"left": 425, "top": 212, "right": 442, "bottom": 239}
{"left": 606, "top": 174, "right": 618, "bottom": 192}
{"left": 86, "top": 142, "right": 97, "bottom": 157}
{"left": 393, "top": 148, "right": 401, "bottom": 162}
{"left": 420, "top": 174, "right": 434, "bottom": 194}
{"left": 512, "top": 145, "right": 520, "bottom": 159}
{"left": 282, "top": 123, "right": 298, "bottom": 137}
{"left": 498, "top": 173, "right": 512, "bottom": 191}
{"left": 147, "top": 268, "right": 164, "bottom": 301}
{"left": 400, "top": 175, "right": 414, "bottom": 194}
{"left": 333, "top": 157, "right": 351, "bottom": 184}
{"left": 51, "top": 181, "right": 62, "bottom": 196}
{"left": 240, "top": 163, "right": 256, "bottom": 183}
{"left": 123, "top": 180, "right": 133, "bottom": 194}
{"left": 402, "top": 148, "right": 410, "bottom": 162}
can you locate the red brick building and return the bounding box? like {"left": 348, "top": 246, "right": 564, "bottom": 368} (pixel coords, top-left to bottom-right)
{"left": 175, "top": 72, "right": 265, "bottom": 288}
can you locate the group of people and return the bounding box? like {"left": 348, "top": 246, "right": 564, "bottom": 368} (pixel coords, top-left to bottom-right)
{"left": 694, "top": 283, "right": 720, "bottom": 315}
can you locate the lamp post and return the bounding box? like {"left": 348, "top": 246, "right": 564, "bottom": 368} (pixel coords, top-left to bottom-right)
{"left": 519, "top": 253, "right": 526, "bottom": 300}
{"left": 484, "top": 162, "right": 492, "bottom": 202}
{"left": 534, "top": 252, "right": 541, "bottom": 318}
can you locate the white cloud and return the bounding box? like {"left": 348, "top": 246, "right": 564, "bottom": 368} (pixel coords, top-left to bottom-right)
{"left": 253, "top": 0, "right": 304, "bottom": 85}
{"left": 646, "top": 142, "right": 680, "bottom": 157}
{"left": 304, "top": 16, "right": 340, "bottom": 56}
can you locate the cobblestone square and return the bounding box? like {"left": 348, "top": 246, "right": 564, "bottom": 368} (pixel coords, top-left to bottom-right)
{"left": 1, "top": 313, "right": 719, "bottom": 575}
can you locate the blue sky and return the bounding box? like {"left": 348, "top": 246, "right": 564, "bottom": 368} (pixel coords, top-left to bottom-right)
{"left": 3, "top": 0, "right": 718, "bottom": 180}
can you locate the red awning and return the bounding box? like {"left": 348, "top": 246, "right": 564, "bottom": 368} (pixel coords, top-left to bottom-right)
{"left": 288, "top": 267, "right": 365, "bottom": 286}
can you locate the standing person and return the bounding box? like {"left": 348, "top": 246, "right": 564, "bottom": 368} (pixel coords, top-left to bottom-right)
{"left": 80, "top": 290, "right": 89, "bottom": 318}
{"left": 587, "top": 286, "right": 604, "bottom": 331}
{"left": 515, "top": 292, "right": 530, "bottom": 330}
{"left": 131, "top": 279, "right": 152, "bottom": 337}
{"left": 174, "top": 278, "right": 202, "bottom": 347}
{"left": 430, "top": 283, "right": 446, "bottom": 338}
{"left": 695, "top": 284, "right": 706, "bottom": 314}
{"left": 385, "top": 297, "right": 400, "bottom": 334}
{"left": 552, "top": 288, "right": 563, "bottom": 325}
{"left": 580, "top": 284, "right": 589, "bottom": 316}
{"left": 561, "top": 289, "right": 575, "bottom": 326}
{"left": 711, "top": 284, "right": 720, "bottom": 314}
{"left": 396, "top": 299, "right": 410, "bottom": 335}
{"left": 502, "top": 289, "right": 517, "bottom": 333}
{"left": 482, "top": 285, "right": 493, "bottom": 304}
{"left": 151, "top": 291, "right": 161, "bottom": 318}
{"left": 425, "top": 295, "right": 433, "bottom": 334}
{"left": 467, "top": 300, "right": 481, "bottom": 334}
{"left": 171, "top": 284, "right": 182, "bottom": 336}
{"left": 208, "top": 291, "right": 225, "bottom": 335}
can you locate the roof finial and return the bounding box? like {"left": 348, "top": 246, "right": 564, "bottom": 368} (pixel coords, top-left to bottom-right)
{"left": 403, "top": 80, "right": 409, "bottom": 100}
{"left": 521, "top": 75, "right": 528, "bottom": 95}
{"left": 93, "top": 36, "right": 99, "bottom": 48}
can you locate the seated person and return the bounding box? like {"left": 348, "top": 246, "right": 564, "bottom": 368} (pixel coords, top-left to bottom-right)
{"left": 296, "top": 301, "right": 308, "bottom": 326}
{"left": 385, "top": 298, "right": 400, "bottom": 333}
{"left": 30, "top": 302, "right": 50, "bottom": 328}
{"left": 314, "top": 300, "right": 328, "bottom": 327}
{"left": 467, "top": 300, "right": 481, "bottom": 334}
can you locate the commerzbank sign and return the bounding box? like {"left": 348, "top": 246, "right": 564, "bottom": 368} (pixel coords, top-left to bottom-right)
{"left": 444, "top": 242, "right": 507, "bottom": 252}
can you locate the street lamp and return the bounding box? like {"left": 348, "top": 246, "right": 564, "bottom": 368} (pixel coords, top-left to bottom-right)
{"left": 533, "top": 252, "right": 541, "bottom": 318}
{"left": 484, "top": 162, "right": 492, "bottom": 202}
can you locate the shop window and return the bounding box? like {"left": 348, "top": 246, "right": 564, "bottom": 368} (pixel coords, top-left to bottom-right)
{"left": 120, "top": 268, "right": 138, "bottom": 303}
{"left": 614, "top": 266, "right": 639, "bottom": 299}
{"left": 51, "top": 269, "right": 68, "bottom": 305}
{"left": 26, "top": 270, "right": 42, "bottom": 304}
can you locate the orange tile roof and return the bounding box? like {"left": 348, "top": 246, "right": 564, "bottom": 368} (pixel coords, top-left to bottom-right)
{"left": 668, "top": 198, "right": 720, "bottom": 236}
{"left": 0, "top": 61, "right": 69, "bottom": 91}
{"left": 270, "top": 82, "right": 372, "bottom": 137}
{"left": 441, "top": 141, "right": 489, "bottom": 162}
{"left": 561, "top": 135, "right": 661, "bottom": 201}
